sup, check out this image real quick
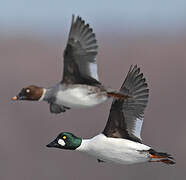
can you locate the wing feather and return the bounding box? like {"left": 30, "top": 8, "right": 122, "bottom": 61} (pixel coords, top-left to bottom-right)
{"left": 62, "top": 15, "right": 99, "bottom": 85}
{"left": 103, "top": 65, "right": 149, "bottom": 143}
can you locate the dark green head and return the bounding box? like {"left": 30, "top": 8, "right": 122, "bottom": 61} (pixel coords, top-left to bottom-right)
{"left": 46, "top": 132, "right": 82, "bottom": 150}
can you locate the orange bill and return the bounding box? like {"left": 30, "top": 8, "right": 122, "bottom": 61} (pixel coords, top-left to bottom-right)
{"left": 12, "top": 96, "right": 18, "bottom": 101}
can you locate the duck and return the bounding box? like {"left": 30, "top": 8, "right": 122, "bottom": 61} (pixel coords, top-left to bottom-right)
{"left": 12, "top": 15, "right": 129, "bottom": 114}
{"left": 46, "top": 65, "right": 175, "bottom": 165}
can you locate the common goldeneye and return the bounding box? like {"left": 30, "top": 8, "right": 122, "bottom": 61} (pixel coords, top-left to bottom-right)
{"left": 12, "top": 15, "right": 129, "bottom": 114}
{"left": 47, "top": 65, "right": 175, "bottom": 165}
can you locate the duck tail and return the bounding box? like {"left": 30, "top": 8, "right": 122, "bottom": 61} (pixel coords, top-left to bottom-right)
{"left": 149, "top": 149, "right": 175, "bottom": 165}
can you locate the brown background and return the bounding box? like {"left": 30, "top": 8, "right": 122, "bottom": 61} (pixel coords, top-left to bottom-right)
{"left": 0, "top": 26, "right": 186, "bottom": 179}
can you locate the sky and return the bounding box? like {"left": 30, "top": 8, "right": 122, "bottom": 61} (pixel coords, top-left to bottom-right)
{"left": 1, "top": 0, "right": 186, "bottom": 35}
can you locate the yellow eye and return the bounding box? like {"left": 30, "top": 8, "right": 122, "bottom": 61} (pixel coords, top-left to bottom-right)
{"left": 63, "top": 136, "right": 67, "bottom": 140}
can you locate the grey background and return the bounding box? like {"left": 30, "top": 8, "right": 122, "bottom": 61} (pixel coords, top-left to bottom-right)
{"left": 0, "top": 1, "right": 186, "bottom": 179}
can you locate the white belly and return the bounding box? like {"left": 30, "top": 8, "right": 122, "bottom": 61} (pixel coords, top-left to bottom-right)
{"left": 77, "top": 134, "right": 151, "bottom": 165}
{"left": 56, "top": 87, "right": 108, "bottom": 108}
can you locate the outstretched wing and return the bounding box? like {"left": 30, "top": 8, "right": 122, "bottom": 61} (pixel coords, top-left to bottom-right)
{"left": 102, "top": 65, "right": 149, "bottom": 143}
{"left": 62, "top": 15, "right": 100, "bottom": 85}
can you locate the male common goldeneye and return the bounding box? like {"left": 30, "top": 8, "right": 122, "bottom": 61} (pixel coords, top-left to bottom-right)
{"left": 47, "top": 65, "right": 175, "bottom": 165}
{"left": 12, "top": 15, "right": 129, "bottom": 114}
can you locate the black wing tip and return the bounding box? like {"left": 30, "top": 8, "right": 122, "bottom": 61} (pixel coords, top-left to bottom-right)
{"left": 128, "top": 64, "right": 140, "bottom": 73}
{"left": 70, "top": 14, "right": 84, "bottom": 27}
{"left": 66, "top": 14, "right": 98, "bottom": 57}
{"left": 71, "top": 14, "right": 86, "bottom": 25}
{"left": 69, "top": 14, "right": 94, "bottom": 36}
{"left": 131, "top": 65, "right": 148, "bottom": 84}
{"left": 71, "top": 14, "right": 75, "bottom": 24}
{"left": 122, "top": 64, "right": 146, "bottom": 89}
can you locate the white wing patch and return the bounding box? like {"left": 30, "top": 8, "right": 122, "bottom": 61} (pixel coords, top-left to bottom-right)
{"left": 133, "top": 118, "right": 143, "bottom": 140}
{"left": 89, "top": 62, "right": 99, "bottom": 81}
{"left": 58, "top": 139, "right": 65, "bottom": 146}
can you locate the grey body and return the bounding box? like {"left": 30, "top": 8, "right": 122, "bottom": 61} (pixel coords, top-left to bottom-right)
{"left": 43, "top": 83, "right": 108, "bottom": 114}
{"left": 44, "top": 84, "right": 67, "bottom": 113}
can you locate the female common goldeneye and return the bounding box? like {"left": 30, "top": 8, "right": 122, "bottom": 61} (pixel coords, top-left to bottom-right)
{"left": 12, "top": 15, "right": 129, "bottom": 114}
{"left": 46, "top": 65, "right": 175, "bottom": 165}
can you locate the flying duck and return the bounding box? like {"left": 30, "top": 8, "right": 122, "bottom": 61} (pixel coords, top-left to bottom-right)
{"left": 12, "top": 15, "right": 129, "bottom": 114}
{"left": 46, "top": 65, "right": 175, "bottom": 165}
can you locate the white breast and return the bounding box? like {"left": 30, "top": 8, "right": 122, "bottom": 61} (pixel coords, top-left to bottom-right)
{"left": 77, "top": 134, "right": 151, "bottom": 165}
{"left": 56, "top": 86, "right": 108, "bottom": 108}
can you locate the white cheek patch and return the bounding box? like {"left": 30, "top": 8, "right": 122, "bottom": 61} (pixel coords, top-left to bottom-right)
{"left": 58, "top": 139, "right": 65, "bottom": 146}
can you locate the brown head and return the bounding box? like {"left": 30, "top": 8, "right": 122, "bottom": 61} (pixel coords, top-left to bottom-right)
{"left": 12, "top": 85, "right": 44, "bottom": 101}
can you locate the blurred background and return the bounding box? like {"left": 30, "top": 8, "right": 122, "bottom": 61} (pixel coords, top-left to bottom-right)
{"left": 1, "top": 0, "right": 186, "bottom": 179}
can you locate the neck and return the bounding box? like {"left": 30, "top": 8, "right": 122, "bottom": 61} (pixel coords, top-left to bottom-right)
{"left": 76, "top": 134, "right": 107, "bottom": 152}
{"left": 76, "top": 138, "right": 90, "bottom": 152}
{"left": 38, "top": 88, "right": 47, "bottom": 101}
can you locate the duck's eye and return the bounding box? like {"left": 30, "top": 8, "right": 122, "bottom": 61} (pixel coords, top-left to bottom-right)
{"left": 63, "top": 136, "right": 67, "bottom": 140}
{"left": 26, "top": 89, "right": 30, "bottom": 93}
